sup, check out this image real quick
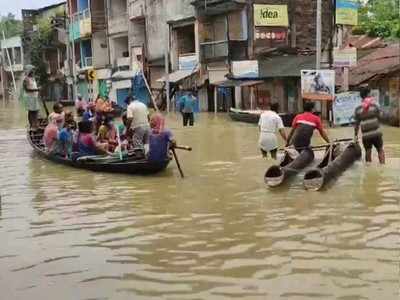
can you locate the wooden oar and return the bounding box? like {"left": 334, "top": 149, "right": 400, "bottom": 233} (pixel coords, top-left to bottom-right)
{"left": 171, "top": 148, "right": 184, "bottom": 178}
{"left": 170, "top": 144, "right": 192, "bottom": 178}
{"left": 281, "top": 138, "right": 353, "bottom": 153}
{"left": 174, "top": 145, "right": 192, "bottom": 151}
{"left": 41, "top": 97, "right": 49, "bottom": 117}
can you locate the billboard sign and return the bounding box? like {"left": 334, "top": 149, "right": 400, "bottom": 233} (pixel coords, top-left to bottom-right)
{"left": 254, "top": 5, "right": 289, "bottom": 27}
{"left": 336, "top": 0, "right": 359, "bottom": 26}
{"left": 333, "top": 92, "right": 362, "bottom": 125}
{"left": 301, "top": 70, "right": 335, "bottom": 101}
{"left": 232, "top": 61, "right": 259, "bottom": 79}
{"left": 333, "top": 47, "right": 357, "bottom": 67}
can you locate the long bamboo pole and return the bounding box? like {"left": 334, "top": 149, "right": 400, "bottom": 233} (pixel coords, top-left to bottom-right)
{"left": 2, "top": 31, "right": 17, "bottom": 97}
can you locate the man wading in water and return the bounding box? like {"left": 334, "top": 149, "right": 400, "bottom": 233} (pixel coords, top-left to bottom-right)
{"left": 354, "top": 87, "right": 385, "bottom": 164}
{"left": 258, "top": 102, "right": 287, "bottom": 159}
{"left": 286, "top": 101, "right": 330, "bottom": 152}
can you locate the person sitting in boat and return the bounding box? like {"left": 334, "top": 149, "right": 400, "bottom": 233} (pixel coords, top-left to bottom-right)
{"left": 286, "top": 101, "right": 330, "bottom": 152}
{"left": 75, "top": 94, "right": 87, "bottom": 116}
{"left": 77, "top": 121, "right": 108, "bottom": 157}
{"left": 58, "top": 112, "right": 76, "bottom": 158}
{"left": 258, "top": 102, "right": 287, "bottom": 160}
{"left": 97, "top": 116, "right": 118, "bottom": 152}
{"left": 49, "top": 102, "right": 65, "bottom": 125}
{"left": 43, "top": 113, "right": 64, "bottom": 154}
{"left": 116, "top": 112, "right": 134, "bottom": 151}
{"left": 147, "top": 113, "right": 175, "bottom": 163}
{"left": 82, "top": 102, "right": 96, "bottom": 122}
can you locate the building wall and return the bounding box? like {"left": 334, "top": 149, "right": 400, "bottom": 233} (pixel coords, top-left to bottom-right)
{"left": 110, "top": 35, "right": 129, "bottom": 66}
{"left": 128, "top": 0, "right": 195, "bottom": 61}
{"left": 92, "top": 31, "right": 109, "bottom": 68}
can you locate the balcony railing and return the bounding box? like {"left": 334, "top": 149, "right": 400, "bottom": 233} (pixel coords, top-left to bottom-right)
{"left": 200, "top": 40, "right": 229, "bottom": 62}
{"left": 71, "top": 9, "right": 91, "bottom": 22}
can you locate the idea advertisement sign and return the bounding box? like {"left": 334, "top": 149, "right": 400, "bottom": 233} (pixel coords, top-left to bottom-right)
{"left": 253, "top": 5, "right": 289, "bottom": 27}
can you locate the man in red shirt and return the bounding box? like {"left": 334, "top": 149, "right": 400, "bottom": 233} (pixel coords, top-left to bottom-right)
{"left": 287, "top": 102, "right": 330, "bottom": 152}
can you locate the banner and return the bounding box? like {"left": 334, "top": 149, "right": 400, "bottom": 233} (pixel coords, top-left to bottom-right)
{"left": 254, "top": 27, "right": 288, "bottom": 48}
{"left": 333, "top": 92, "right": 362, "bottom": 125}
{"left": 301, "top": 70, "right": 335, "bottom": 101}
{"left": 232, "top": 61, "right": 259, "bottom": 79}
{"left": 333, "top": 47, "right": 357, "bottom": 67}
{"left": 254, "top": 5, "right": 289, "bottom": 27}
{"left": 179, "top": 55, "right": 198, "bottom": 71}
{"left": 336, "top": 0, "right": 359, "bottom": 26}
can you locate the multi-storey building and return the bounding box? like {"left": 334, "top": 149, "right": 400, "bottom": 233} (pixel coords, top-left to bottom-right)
{"left": 0, "top": 36, "right": 24, "bottom": 98}
{"left": 67, "top": 0, "right": 109, "bottom": 100}
{"left": 22, "top": 2, "right": 68, "bottom": 101}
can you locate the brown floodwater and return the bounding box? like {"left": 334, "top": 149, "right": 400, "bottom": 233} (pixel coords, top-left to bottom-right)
{"left": 0, "top": 100, "right": 399, "bottom": 300}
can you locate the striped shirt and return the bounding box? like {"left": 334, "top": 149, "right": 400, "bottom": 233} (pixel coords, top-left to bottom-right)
{"left": 354, "top": 103, "right": 381, "bottom": 140}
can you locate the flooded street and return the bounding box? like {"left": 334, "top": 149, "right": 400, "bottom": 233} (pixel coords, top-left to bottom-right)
{"left": 0, "top": 101, "right": 399, "bottom": 300}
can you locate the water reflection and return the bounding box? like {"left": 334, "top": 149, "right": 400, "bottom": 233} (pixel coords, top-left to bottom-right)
{"left": 0, "top": 101, "right": 399, "bottom": 299}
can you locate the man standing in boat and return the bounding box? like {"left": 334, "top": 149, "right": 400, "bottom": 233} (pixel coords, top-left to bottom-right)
{"left": 354, "top": 87, "right": 385, "bottom": 164}
{"left": 22, "top": 65, "right": 41, "bottom": 131}
{"left": 258, "top": 102, "right": 287, "bottom": 159}
{"left": 125, "top": 96, "right": 150, "bottom": 150}
{"left": 286, "top": 101, "right": 330, "bottom": 152}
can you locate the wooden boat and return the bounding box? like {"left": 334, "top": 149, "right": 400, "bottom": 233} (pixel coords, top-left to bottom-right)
{"left": 264, "top": 148, "right": 314, "bottom": 187}
{"left": 27, "top": 125, "right": 170, "bottom": 175}
{"left": 59, "top": 99, "right": 75, "bottom": 106}
{"left": 303, "top": 142, "right": 361, "bottom": 191}
{"left": 229, "top": 108, "right": 295, "bottom": 127}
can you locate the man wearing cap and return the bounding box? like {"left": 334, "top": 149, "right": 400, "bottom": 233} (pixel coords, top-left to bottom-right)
{"left": 23, "top": 65, "right": 41, "bottom": 130}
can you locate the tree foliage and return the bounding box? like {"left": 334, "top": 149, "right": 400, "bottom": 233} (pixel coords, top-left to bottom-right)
{"left": 355, "top": 0, "right": 400, "bottom": 38}
{"left": 30, "top": 18, "right": 54, "bottom": 87}
{"left": 0, "top": 13, "right": 22, "bottom": 38}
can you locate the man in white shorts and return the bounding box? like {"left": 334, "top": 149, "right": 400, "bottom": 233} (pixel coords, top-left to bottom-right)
{"left": 258, "top": 102, "right": 287, "bottom": 159}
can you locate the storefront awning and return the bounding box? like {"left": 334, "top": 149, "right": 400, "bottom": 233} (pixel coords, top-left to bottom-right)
{"left": 157, "top": 69, "right": 198, "bottom": 84}
{"left": 214, "top": 79, "right": 264, "bottom": 87}
{"left": 112, "top": 70, "right": 138, "bottom": 80}
{"left": 258, "top": 55, "right": 318, "bottom": 78}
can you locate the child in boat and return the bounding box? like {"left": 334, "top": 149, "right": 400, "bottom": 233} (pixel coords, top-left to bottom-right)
{"left": 82, "top": 102, "right": 96, "bottom": 122}
{"left": 48, "top": 102, "right": 65, "bottom": 125}
{"left": 77, "top": 121, "right": 108, "bottom": 157}
{"left": 147, "top": 113, "right": 175, "bottom": 162}
{"left": 58, "top": 112, "right": 76, "bottom": 158}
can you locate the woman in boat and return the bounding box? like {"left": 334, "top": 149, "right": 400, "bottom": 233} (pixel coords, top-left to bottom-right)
{"left": 43, "top": 113, "right": 64, "bottom": 154}
{"left": 75, "top": 94, "right": 87, "bottom": 116}
{"left": 147, "top": 113, "right": 175, "bottom": 162}
{"left": 97, "top": 116, "right": 118, "bottom": 152}
{"left": 77, "top": 121, "right": 108, "bottom": 157}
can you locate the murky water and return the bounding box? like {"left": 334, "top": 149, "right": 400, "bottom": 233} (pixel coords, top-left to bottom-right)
{"left": 0, "top": 101, "right": 399, "bottom": 300}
